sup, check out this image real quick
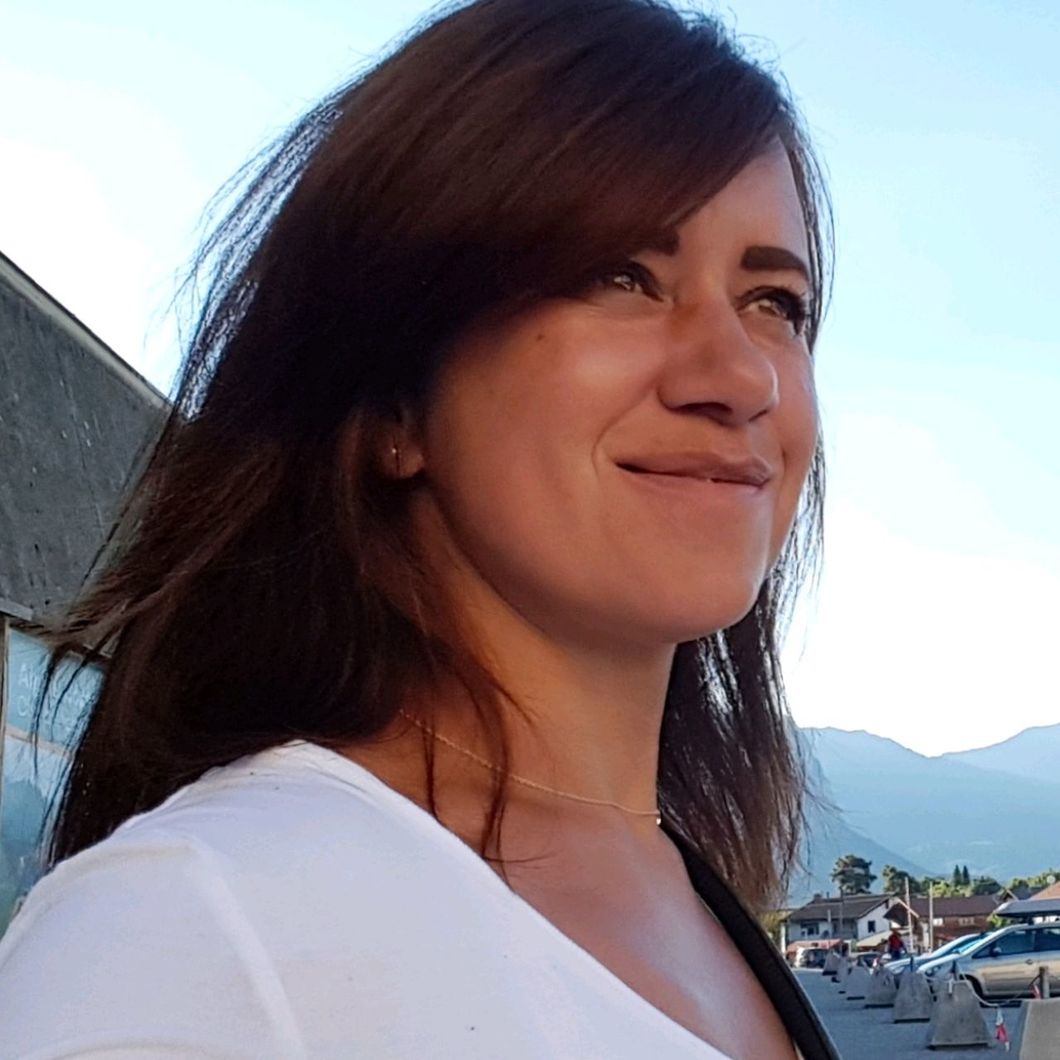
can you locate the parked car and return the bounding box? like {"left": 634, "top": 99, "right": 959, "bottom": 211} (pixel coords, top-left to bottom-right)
{"left": 921, "top": 924, "right": 1060, "bottom": 1000}
{"left": 886, "top": 932, "right": 987, "bottom": 980}
{"left": 794, "top": 946, "right": 827, "bottom": 969}
{"left": 854, "top": 952, "right": 880, "bottom": 969}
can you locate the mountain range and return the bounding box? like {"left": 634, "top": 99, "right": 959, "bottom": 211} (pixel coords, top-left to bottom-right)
{"left": 939, "top": 724, "right": 1060, "bottom": 786}
{"left": 791, "top": 723, "right": 1060, "bottom": 902}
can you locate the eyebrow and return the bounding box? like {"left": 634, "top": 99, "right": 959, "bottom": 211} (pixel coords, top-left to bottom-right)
{"left": 741, "top": 245, "right": 810, "bottom": 282}
{"left": 638, "top": 235, "right": 810, "bottom": 284}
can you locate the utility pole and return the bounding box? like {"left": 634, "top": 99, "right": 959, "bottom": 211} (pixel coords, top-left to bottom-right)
{"left": 928, "top": 882, "right": 935, "bottom": 952}
{"left": 905, "top": 876, "right": 915, "bottom": 954}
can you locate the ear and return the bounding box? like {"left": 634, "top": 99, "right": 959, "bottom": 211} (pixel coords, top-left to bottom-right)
{"left": 380, "top": 405, "right": 426, "bottom": 481}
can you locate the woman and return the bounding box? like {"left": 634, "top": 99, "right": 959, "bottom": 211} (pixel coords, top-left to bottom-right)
{"left": 0, "top": 0, "right": 835, "bottom": 1056}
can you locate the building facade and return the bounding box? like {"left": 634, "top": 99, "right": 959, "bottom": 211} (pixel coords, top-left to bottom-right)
{"left": 885, "top": 894, "right": 1003, "bottom": 949}
{"left": 786, "top": 893, "right": 897, "bottom": 944}
{"left": 0, "top": 251, "right": 164, "bottom": 933}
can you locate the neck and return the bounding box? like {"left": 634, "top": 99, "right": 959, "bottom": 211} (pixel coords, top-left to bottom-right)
{"left": 500, "top": 635, "right": 671, "bottom": 812}
{"left": 408, "top": 574, "right": 674, "bottom": 819}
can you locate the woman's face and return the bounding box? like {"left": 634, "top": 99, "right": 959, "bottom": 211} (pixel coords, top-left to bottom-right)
{"left": 408, "top": 144, "right": 818, "bottom": 650}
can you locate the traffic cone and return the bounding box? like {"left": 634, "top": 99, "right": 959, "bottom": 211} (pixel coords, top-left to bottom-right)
{"left": 994, "top": 1009, "right": 1009, "bottom": 1052}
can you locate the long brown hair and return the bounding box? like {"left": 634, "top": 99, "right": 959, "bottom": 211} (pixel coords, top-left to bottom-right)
{"left": 45, "top": 0, "right": 829, "bottom": 910}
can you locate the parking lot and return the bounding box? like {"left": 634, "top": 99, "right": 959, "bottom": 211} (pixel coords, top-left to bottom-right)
{"left": 796, "top": 969, "right": 1029, "bottom": 1058}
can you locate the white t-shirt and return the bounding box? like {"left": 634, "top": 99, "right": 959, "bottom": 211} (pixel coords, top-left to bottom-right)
{"left": 0, "top": 742, "right": 732, "bottom": 1059}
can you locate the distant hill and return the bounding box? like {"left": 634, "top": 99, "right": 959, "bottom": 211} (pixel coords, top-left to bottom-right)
{"left": 939, "top": 724, "right": 1060, "bottom": 786}
{"left": 790, "top": 798, "right": 929, "bottom": 904}
{"left": 800, "top": 727, "right": 1060, "bottom": 883}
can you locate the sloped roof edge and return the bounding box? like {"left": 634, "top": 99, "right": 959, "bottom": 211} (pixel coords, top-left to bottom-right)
{"left": 789, "top": 894, "right": 894, "bottom": 920}
{"left": 0, "top": 250, "right": 168, "bottom": 411}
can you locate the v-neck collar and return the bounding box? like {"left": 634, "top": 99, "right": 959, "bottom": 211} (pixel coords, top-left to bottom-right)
{"left": 265, "top": 743, "right": 726, "bottom": 1054}
{"left": 261, "top": 742, "right": 837, "bottom": 1059}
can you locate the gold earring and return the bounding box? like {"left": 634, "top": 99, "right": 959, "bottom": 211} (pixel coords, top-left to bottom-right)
{"left": 391, "top": 442, "right": 402, "bottom": 478}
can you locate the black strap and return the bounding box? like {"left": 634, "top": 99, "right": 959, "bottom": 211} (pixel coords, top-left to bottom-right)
{"left": 664, "top": 826, "right": 839, "bottom": 1060}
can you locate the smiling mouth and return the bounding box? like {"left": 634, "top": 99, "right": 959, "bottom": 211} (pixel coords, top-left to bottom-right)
{"left": 616, "top": 461, "right": 772, "bottom": 489}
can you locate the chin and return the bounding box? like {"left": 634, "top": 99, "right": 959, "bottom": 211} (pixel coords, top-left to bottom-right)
{"left": 636, "top": 577, "right": 766, "bottom": 645}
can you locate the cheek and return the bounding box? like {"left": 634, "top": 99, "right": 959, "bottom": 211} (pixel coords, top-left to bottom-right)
{"left": 773, "top": 362, "right": 819, "bottom": 538}
{"left": 774, "top": 337, "right": 816, "bottom": 430}
{"left": 429, "top": 315, "right": 660, "bottom": 482}
{"left": 416, "top": 318, "right": 664, "bottom": 610}
{"left": 787, "top": 364, "right": 819, "bottom": 466}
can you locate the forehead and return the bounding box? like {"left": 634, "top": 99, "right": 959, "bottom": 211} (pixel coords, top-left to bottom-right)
{"left": 671, "top": 145, "right": 809, "bottom": 265}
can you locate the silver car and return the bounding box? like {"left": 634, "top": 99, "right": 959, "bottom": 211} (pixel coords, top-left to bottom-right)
{"left": 922, "top": 923, "right": 1060, "bottom": 1000}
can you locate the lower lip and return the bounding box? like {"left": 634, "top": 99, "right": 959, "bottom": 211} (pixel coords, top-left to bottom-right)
{"left": 619, "top": 468, "right": 767, "bottom": 501}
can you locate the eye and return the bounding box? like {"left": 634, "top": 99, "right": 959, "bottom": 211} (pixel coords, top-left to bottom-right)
{"left": 741, "top": 286, "right": 810, "bottom": 337}
{"left": 593, "top": 261, "right": 663, "bottom": 301}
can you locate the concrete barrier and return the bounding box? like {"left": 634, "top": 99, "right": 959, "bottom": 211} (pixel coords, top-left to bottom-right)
{"left": 1017, "top": 997, "right": 1060, "bottom": 1060}
{"left": 865, "top": 967, "right": 898, "bottom": 1008}
{"left": 835, "top": 955, "right": 851, "bottom": 990}
{"left": 925, "top": 980, "right": 990, "bottom": 1049}
{"left": 845, "top": 965, "right": 872, "bottom": 1001}
{"left": 822, "top": 950, "right": 840, "bottom": 976}
{"left": 894, "top": 970, "right": 934, "bottom": 1022}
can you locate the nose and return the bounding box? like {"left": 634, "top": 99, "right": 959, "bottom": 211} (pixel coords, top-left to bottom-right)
{"left": 657, "top": 302, "right": 779, "bottom": 426}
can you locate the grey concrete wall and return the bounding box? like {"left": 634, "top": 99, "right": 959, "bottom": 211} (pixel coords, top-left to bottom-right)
{"left": 0, "top": 254, "right": 167, "bottom": 619}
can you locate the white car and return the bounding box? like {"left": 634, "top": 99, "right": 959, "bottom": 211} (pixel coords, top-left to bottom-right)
{"left": 886, "top": 932, "right": 986, "bottom": 980}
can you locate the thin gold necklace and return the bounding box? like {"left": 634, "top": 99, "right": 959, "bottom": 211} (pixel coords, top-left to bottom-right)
{"left": 401, "top": 712, "right": 662, "bottom": 825}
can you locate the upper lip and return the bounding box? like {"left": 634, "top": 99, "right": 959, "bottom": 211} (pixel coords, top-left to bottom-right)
{"left": 616, "top": 452, "right": 774, "bottom": 487}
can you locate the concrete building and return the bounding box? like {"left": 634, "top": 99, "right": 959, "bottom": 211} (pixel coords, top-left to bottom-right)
{"left": 0, "top": 251, "right": 165, "bottom": 932}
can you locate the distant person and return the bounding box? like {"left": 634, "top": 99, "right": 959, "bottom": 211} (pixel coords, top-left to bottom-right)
{"left": 887, "top": 928, "right": 908, "bottom": 960}
{"left": 0, "top": 1, "right": 836, "bottom": 1057}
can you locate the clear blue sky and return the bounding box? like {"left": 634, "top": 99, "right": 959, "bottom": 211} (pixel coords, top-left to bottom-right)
{"left": 3, "top": 0, "right": 1058, "bottom": 754}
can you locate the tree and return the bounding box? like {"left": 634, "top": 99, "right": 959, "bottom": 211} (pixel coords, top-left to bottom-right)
{"left": 882, "top": 864, "right": 901, "bottom": 893}
{"left": 1007, "top": 869, "right": 1060, "bottom": 894}
{"left": 831, "top": 854, "right": 877, "bottom": 896}
{"left": 961, "top": 865, "right": 971, "bottom": 887}
{"left": 1028, "top": 869, "right": 1060, "bottom": 891}
{"left": 952, "top": 865, "right": 963, "bottom": 889}
{"left": 970, "top": 876, "right": 1001, "bottom": 896}
{"left": 922, "top": 876, "right": 967, "bottom": 898}
{"left": 761, "top": 910, "right": 788, "bottom": 949}
{"left": 882, "top": 864, "right": 916, "bottom": 896}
